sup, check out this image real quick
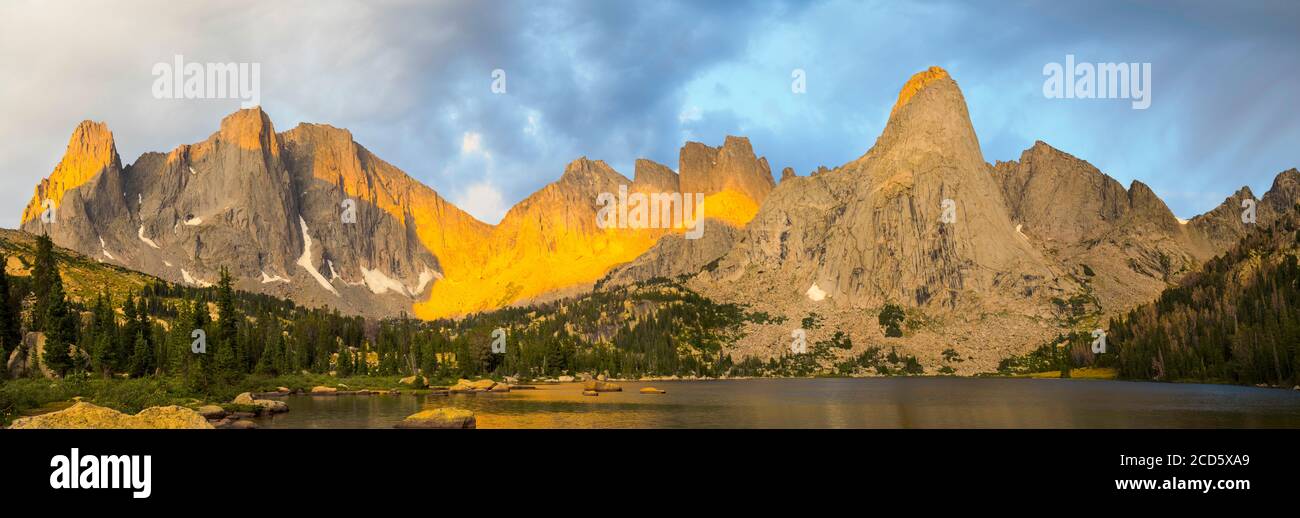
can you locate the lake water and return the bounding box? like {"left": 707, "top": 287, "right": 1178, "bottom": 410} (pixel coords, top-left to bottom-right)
{"left": 253, "top": 378, "right": 1300, "bottom": 429}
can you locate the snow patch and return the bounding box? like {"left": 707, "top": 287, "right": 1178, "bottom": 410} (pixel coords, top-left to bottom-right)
{"left": 98, "top": 237, "right": 115, "bottom": 260}
{"left": 181, "top": 269, "right": 212, "bottom": 288}
{"left": 806, "top": 283, "right": 827, "bottom": 302}
{"left": 411, "top": 267, "right": 437, "bottom": 295}
{"left": 188, "top": 166, "right": 197, "bottom": 175}
{"left": 163, "top": 260, "right": 173, "bottom": 267}
{"left": 184, "top": 217, "right": 202, "bottom": 226}
{"left": 260, "top": 271, "right": 290, "bottom": 284}
{"left": 1014, "top": 224, "right": 1028, "bottom": 239}
{"left": 296, "top": 217, "right": 339, "bottom": 296}
{"left": 137, "top": 226, "right": 160, "bottom": 249}
{"left": 361, "top": 266, "right": 410, "bottom": 296}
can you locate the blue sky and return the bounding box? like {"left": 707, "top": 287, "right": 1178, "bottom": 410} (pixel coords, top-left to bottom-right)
{"left": 1, "top": 0, "right": 1296, "bottom": 226}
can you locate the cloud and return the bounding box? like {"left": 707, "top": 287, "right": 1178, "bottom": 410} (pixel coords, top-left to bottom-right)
{"left": 460, "top": 131, "right": 487, "bottom": 157}
{"left": 0, "top": 0, "right": 1296, "bottom": 230}
{"left": 454, "top": 182, "right": 509, "bottom": 224}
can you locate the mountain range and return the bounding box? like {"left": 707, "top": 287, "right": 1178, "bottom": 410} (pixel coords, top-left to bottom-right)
{"left": 19, "top": 66, "right": 1298, "bottom": 368}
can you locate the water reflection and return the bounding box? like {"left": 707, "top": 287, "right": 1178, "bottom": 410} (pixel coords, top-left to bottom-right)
{"left": 255, "top": 378, "right": 1300, "bottom": 429}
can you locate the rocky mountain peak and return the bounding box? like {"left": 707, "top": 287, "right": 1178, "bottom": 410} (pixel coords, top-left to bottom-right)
{"left": 890, "top": 65, "right": 950, "bottom": 118}
{"left": 678, "top": 136, "right": 774, "bottom": 205}
{"left": 1262, "top": 168, "right": 1300, "bottom": 210}
{"left": 1125, "top": 180, "right": 1181, "bottom": 231}
{"left": 217, "top": 106, "right": 279, "bottom": 154}
{"left": 996, "top": 140, "right": 1129, "bottom": 244}
{"left": 632, "top": 158, "right": 679, "bottom": 192}
{"left": 558, "top": 157, "right": 627, "bottom": 189}
{"left": 21, "top": 120, "right": 122, "bottom": 225}
{"left": 856, "top": 66, "right": 984, "bottom": 184}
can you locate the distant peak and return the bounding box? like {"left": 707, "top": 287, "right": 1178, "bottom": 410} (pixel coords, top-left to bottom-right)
{"left": 560, "top": 156, "right": 623, "bottom": 185}
{"left": 20, "top": 119, "right": 121, "bottom": 224}
{"left": 70, "top": 119, "right": 113, "bottom": 143}
{"left": 890, "top": 66, "right": 950, "bottom": 117}
{"left": 218, "top": 106, "right": 278, "bottom": 152}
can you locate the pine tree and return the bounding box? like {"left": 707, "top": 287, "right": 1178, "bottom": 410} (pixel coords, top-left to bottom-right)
{"left": 878, "top": 303, "right": 906, "bottom": 337}
{"left": 30, "top": 234, "right": 58, "bottom": 332}
{"left": 40, "top": 266, "right": 76, "bottom": 376}
{"left": 0, "top": 253, "right": 19, "bottom": 362}
{"left": 336, "top": 345, "right": 354, "bottom": 377}
{"left": 128, "top": 330, "right": 154, "bottom": 378}
{"left": 186, "top": 299, "right": 212, "bottom": 394}
{"left": 214, "top": 267, "right": 241, "bottom": 384}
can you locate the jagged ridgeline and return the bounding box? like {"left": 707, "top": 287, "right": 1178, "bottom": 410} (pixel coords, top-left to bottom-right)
{"left": 14, "top": 65, "right": 1300, "bottom": 383}
{"left": 1108, "top": 203, "right": 1300, "bottom": 386}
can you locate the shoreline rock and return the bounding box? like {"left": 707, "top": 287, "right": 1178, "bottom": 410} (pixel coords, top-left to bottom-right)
{"left": 8, "top": 402, "right": 213, "bottom": 429}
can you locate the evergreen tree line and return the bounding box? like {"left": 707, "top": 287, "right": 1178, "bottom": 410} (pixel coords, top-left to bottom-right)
{"left": 1108, "top": 205, "right": 1300, "bottom": 386}
{"left": 1, "top": 238, "right": 762, "bottom": 390}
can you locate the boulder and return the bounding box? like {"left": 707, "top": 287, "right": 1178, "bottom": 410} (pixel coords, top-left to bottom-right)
{"left": 639, "top": 387, "right": 666, "bottom": 394}
{"left": 490, "top": 383, "right": 511, "bottom": 393}
{"left": 7, "top": 332, "right": 55, "bottom": 379}
{"left": 276, "top": 386, "right": 291, "bottom": 393}
{"left": 583, "top": 380, "right": 623, "bottom": 392}
{"left": 197, "top": 405, "right": 227, "bottom": 419}
{"left": 582, "top": 390, "right": 599, "bottom": 396}
{"left": 399, "top": 375, "right": 428, "bottom": 388}
{"left": 252, "top": 399, "right": 288, "bottom": 414}
{"left": 8, "top": 402, "right": 214, "bottom": 429}
{"left": 449, "top": 379, "right": 475, "bottom": 393}
{"left": 232, "top": 392, "right": 256, "bottom": 405}
{"left": 450, "top": 378, "right": 497, "bottom": 392}
{"left": 394, "top": 408, "right": 476, "bottom": 429}
{"left": 310, "top": 386, "right": 337, "bottom": 394}
{"left": 558, "top": 375, "right": 575, "bottom": 383}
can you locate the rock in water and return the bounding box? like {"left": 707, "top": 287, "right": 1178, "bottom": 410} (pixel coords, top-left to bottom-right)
{"left": 583, "top": 380, "right": 622, "bottom": 392}
{"left": 197, "top": 405, "right": 226, "bottom": 419}
{"left": 232, "top": 392, "right": 255, "bottom": 405}
{"left": 252, "top": 399, "right": 288, "bottom": 414}
{"left": 8, "top": 402, "right": 213, "bottom": 429}
{"left": 394, "top": 408, "right": 476, "bottom": 429}
{"left": 639, "top": 387, "right": 666, "bottom": 394}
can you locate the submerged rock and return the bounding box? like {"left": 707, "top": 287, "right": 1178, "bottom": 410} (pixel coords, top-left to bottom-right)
{"left": 639, "top": 387, "right": 666, "bottom": 394}
{"left": 394, "top": 408, "right": 476, "bottom": 429}
{"left": 8, "top": 402, "right": 213, "bottom": 429}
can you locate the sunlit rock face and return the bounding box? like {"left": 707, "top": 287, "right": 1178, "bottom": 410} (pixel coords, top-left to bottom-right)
{"left": 20, "top": 110, "right": 773, "bottom": 319}
{"left": 699, "top": 66, "right": 1061, "bottom": 312}
{"left": 22, "top": 108, "right": 466, "bottom": 318}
